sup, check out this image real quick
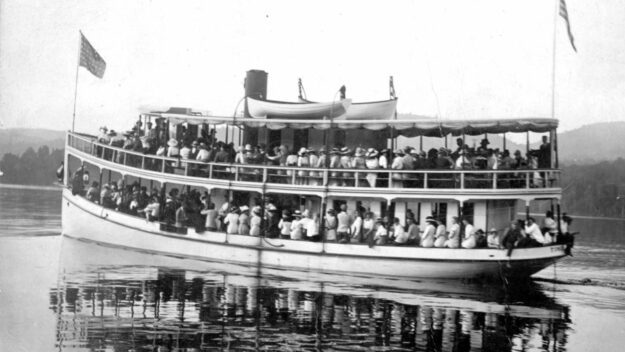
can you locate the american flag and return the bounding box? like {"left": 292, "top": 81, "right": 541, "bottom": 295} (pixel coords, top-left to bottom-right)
{"left": 559, "top": 0, "right": 577, "bottom": 52}
{"left": 79, "top": 32, "right": 106, "bottom": 78}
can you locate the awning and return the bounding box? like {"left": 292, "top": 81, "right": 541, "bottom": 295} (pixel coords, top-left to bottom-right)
{"left": 140, "top": 110, "right": 558, "bottom": 136}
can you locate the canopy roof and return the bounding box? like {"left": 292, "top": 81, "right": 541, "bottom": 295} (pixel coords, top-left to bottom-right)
{"left": 141, "top": 108, "right": 558, "bottom": 136}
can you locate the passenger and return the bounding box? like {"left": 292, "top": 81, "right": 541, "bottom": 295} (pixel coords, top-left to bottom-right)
{"left": 474, "top": 229, "right": 487, "bottom": 248}
{"left": 285, "top": 147, "right": 298, "bottom": 183}
{"left": 352, "top": 147, "right": 367, "bottom": 186}
{"left": 501, "top": 220, "right": 524, "bottom": 256}
{"left": 363, "top": 211, "right": 376, "bottom": 245}
{"left": 306, "top": 213, "right": 321, "bottom": 242}
{"left": 249, "top": 206, "right": 262, "bottom": 237}
{"left": 406, "top": 217, "right": 420, "bottom": 246}
{"left": 486, "top": 149, "right": 498, "bottom": 170}
{"left": 348, "top": 208, "right": 362, "bottom": 243}
{"left": 487, "top": 228, "right": 500, "bottom": 248}
{"left": 196, "top": 143, "right": 210, "bottom": 162}
{"left": 200, "top": 202, "right": 218, "bottom": 231}
{"left": 461, "top": 219, "right": 476, "bottom": 249}
{"left": 308, "top": 148, "right": 320, "bottom": 186}
{"left": 523, "top": 217, "right": 545, "bottom": 245}
{"left": 97, "top": 126, "right": 110, "bottom": 144}
{"left": 180, "top": 143, "right": 191, "bottom": 160}
{"left": 420, "top": 218, "right": 436, "bottom": 248}
{"left": 392, "top": 218, "right": 408, "bottom": 245}
{"left": 238, "top": 205, "right": 250, "bottom": 235}
{"left": 110, "top": 183, "right": 122, "bottom": 210}
{"left": 373, "top": 218, "right": 388, "bottom": 245}
{"left": 278, "top": 210, "right": 292, "bottom": 239}
{"left": 189, "top": 140, "right": 200, "bottom": 160}
{"left": 324, "top": 209, "right": 338, "bottom": 242}
{"left": 451, "top": 138, "right": 464, "bottom": 160}
{"left": 454, "top": 149, "right": 471, "bottom": 170}
{"left": 71, "top": 166, "right": 85, "bottom": 195}
{"left": 139, "top": 196, "right": 160, "bottom": 222}
{"left": 403, "top": 148, "right": 418, "bottom": 187}
{"left": 224, "top": 206, "right": 240, "bottom": 235}
{"left": 163, "top": 197, "right": 177, "bottom": 225}
{"left": 339, "top": 147, "right": 353, "bottom": 187}
{"left": 99, "top": 184, "right": 112, "bottom": 207}
{"left": 312, "top": 147, "right": 326, "bottom": 186}
{"left": 541, "top": 210, "right": 558, "bottom": 243}
{"left": 444, "top": 216, "right": 460, "bottom": 248}
{"left": 337, "top": 204, "right": 351, "bottom": 243}
{"left": 377, "top": 148, "right": 390, "bottom": 188}
{"left": 166, "top": 138, "right": 180, "bottom": 158}
{"left": 174, "top": 202, "right": 187, "bottom": 229}
{"left": 390, "top": 149, "right": 405, "bottom": 188}
{"left": 365, "top": 148, "right": 379, "bottom": 187}
{"left": 296, "top": 147, "right": 309, "bottom": 185}
{"left": 109, "top": 130, "right": 124, "bottom": 148}
{"left": 434, "top": 219, "right": 447, "bottom": 248}
{"left": 290, "top": 210, "right": 304, "bottom": 240}
{"left": 86, "top": 181, "right": 100, "bottom": 203}
{"left": 328, "top": 148, "right": 341, "bottom": 186}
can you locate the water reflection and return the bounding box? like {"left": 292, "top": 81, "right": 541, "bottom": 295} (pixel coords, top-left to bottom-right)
{"left": 51, "top": 238, "right": 570, "bottom": 351}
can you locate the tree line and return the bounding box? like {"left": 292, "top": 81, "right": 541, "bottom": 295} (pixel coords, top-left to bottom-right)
{"left": 0, "top": 146, "right": 64, "bottom": 186}
{"left": 1, "top": 146, "right": 624, "bottom": 217}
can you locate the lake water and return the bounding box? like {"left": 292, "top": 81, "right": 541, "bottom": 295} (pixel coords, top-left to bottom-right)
{"left": 1, "top": 185, "right": 625, "bottom": 351}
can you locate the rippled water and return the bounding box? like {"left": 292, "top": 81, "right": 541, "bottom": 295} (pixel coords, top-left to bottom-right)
{"left": 1, "top": 185, "right": 625, "bottom": 351}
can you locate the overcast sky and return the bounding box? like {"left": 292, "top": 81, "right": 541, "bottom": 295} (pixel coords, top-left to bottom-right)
{"left": 0, "top": 0, "right": 623, "bottom": 134}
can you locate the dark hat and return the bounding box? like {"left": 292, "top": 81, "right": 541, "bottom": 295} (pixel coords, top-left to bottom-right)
{"left": 481, "top": 138, "right": 490, "bottom": 145}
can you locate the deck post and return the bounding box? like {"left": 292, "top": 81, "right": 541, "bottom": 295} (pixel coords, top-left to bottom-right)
{"left": 458, "top": 200, "right": 464, "bottom": 248}
{"left": 423, "top": 172, "right": 427, "bottom": 189}
{"left": 492, "top": 172, "right": 497, "bottom": 189}
{"left": 556, "top": 201, "right": 562, "bottom": 238}
{"left": 525, "top": 200, "right": 531, "bottom": 221}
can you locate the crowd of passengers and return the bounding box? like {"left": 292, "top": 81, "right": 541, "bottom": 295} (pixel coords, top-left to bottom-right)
{"left": 95, "top": 122, "right": 553, "bottom": 187}
{"left": 71, "top": 167, "right": 572, "bottom": 256}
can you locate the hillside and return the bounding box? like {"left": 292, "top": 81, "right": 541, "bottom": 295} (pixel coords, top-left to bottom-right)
{"left": 557, "top": 121, "right": 625, "bottom": 164}
{"left": 0, "top": 128, "right": 65, "bottom": 156}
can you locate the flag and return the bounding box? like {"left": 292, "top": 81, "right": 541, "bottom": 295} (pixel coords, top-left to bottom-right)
{"left": 79, "top": 32, "right": 106, "bottom": 78}
{"left": 559, "top": 0, "right": 577, "bottom": 52}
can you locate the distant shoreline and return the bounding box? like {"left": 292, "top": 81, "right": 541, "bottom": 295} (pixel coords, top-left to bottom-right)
{"left": 522, "top": 212, "right": 625, "bottom": 222}
{"left": 0, "top": 183, "right": 62, "bottom": 191}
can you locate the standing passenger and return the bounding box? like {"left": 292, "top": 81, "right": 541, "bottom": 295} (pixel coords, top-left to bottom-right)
{"left": 290, "top": 210, "right": 304, "bottom": 240}
{"left": 224, "top": 206, "right": 240, "bottom": 235}
{"left": 391, "top": 149, "right": 405, "bottom": 188}
{"left": 306, "top": 213, "right": 321, "bottom": 242}
{"left": 337, "top": 204, "right": 351, "bottom": 243}
{"left": 350, "top": 209, "right": 363, "bottom": 243}
{"left": 365, "top": 148, "right": 380, "bottom": 187}
{"left": 250, "top": 206, "right": 262, "bottom": 237}
{"left": 325, "top": 209, "right": 338, "bottom": 242}
{"left": 278, "top": 210, "right": 292, "bottom": 239}
{"left": 363, "top": 211, "right": 376, "bottom": 245}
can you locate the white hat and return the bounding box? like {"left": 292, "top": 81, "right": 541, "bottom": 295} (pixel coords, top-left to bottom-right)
{"left": 167, "top": 138, "right": 178, "bottom": 147}
{"left": 239, "top": 205, "right": 249, "bottom": 212}
{"left": 298, "top": 147, "right": 308, "bottom": 156}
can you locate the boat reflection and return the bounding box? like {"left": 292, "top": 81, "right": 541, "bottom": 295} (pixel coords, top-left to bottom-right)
{"left": 51, "top": 237, "right": 571, "bottom": 351}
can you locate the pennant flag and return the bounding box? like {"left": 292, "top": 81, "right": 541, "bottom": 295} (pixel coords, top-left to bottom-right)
{"left": 559, "top": 0, "right": 577, "bottom": 52}
{"left": 79, "top": 32, "right": 106, "bottom": 78}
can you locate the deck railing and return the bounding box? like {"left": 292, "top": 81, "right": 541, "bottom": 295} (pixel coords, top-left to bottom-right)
{"left": 68, "top": 132, "right": 561, "bottom": 190}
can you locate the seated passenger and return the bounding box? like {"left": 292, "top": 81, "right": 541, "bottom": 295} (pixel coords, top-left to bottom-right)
{"left": 373, "top": 218, "right": 388, "bottom": 245}
{"left": 365, "top": 148, "right": 380, "bottom": 187}
{"left": 420, "top": 218, "right": 436, "bottom": 248}
{"left": 238, "top": 206, "right": 250, "bottom": 235}
{"left": 461, "top": 219, "right": 476, "bottom": 248}
{"left": 541, "top": 210, "right": 558, "bottom": 243}
{"left": 175, "top": 202, "right": 187, "bottom": 228}
{"left": 86, "top": 181, "right": 100, "bottom": 203}
{"left": 406, "top": 217, "right": 420, "bottom": 245}
{"left": 433, "top": 220, "right": 447, "bottom": 248}
{"left": 501, "top": 220, "right": 524, "bottom": 256}
{"left": 306, "top": 213, "right": 321, "bottom": 242}
{"left": 139, "top": 196, "right": 160, "bottom": 222}
{"left": 100, "top": 184, "right": 112, "bottom": 207}
{"left": 290, "top": 210, "right": 304, "bottom": 240}
{"left": 224, "top": 206, "right": 240, "bottom": 234}
{"left": 444, "top": 216, "right": 460, "bottom": 248}
{"left": 474, "top": 229, "right": 487, "bottom": 248}
{"left": 390, "top": 149, "right": 405, "bottom": 188}
{"left": 250, "top": 206, "right": 262, "bottom": 237}
{"left": 278, "top": 210, "right": 292, "bottom": 239}
{"left": 392, "top": 218, "right": 409, "bottom": 245}
{"left": 523, "top": 217, "right": 545, "bottom": 245}
{"left": 487, "top": 228, "right": 500, "bottom": 248}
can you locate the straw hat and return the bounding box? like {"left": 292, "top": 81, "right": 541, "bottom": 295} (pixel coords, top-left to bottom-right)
{"left": 244, "top": 144, "right": 253, "bottom": 152}
{"left": 393, "top": 149, "right": 405, "bottom": 155}
{"left": 340, "top": 146, "right": 352, "bottom": 155}
{"left": 409, "top": 148, "right": 419, "bottom": 155}
{"left": 293, "top": 209, "right": 302, "bottom": 218}
{"left": 318, "top": 147, "right": 326, "bottom": 154}
{"left": 298, "top": 147, "right": 308, "bottom": 156}
{"left": 239, "top": 205, "right": 249, "bottom": 212}
{"left": 252, "top": 206, "right": 262, "bottom": 215}
{"left": 167, "top": 138, "right": 178, "bottom": 147}
{"left": 366, "top": 148, "right": 379, "bottom": 158}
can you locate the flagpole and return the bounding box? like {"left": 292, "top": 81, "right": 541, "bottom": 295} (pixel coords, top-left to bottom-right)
{"left": 72, "top": 31, "right": 82, "bottom": 132}
{"left": 551, "top": 0, "right": 559, "bottom": 120}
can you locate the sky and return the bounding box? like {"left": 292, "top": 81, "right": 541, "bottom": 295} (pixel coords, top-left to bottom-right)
{"left": 0, "top": 0, "right": 624, "bottom": 134}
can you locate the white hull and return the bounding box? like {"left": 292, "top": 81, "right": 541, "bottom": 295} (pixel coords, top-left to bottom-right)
{"left": 62, "top": 189, "right": 566, "bottom": 280}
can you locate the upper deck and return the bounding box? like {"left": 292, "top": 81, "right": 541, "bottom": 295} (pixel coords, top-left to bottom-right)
{"left": 67, "top": 130, "right": 561, "bottom": 203}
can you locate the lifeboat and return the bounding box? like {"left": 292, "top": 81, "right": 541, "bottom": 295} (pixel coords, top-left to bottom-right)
{"left": 246, "top": 97, "right": 351, "bottom": 119}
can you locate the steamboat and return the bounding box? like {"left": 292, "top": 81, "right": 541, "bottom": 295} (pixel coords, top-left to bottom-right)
{"left": 61, "top": 70, "right": 568, "bottom": 280}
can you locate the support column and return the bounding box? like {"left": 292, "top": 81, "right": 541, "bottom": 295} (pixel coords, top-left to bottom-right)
{"left": 556, "top": 200, "right": 562, "bottom": 237}
{"left": 458, "top": 200, "right": 464, "bottom": 248}
{"left": 525, "top": 200, "right": 531, "bottom": 221}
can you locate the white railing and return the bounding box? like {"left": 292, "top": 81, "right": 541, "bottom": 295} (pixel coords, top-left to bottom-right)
{"left": 68, "top": 132, "right": 561, "bottom": 190}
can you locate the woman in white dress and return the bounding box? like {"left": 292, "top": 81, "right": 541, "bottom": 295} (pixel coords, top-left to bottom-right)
{"left": 420, "top": 219, "right": 436, "bottom": 248}
{"left": 224, "top": 206, "right": 240, "bottom": 235}
{"left": 445, "top": 216, "right": 460, "bottom": 248}
{"left": 461, "top": 219, "right": 476, "bottom": 248}
{"left": 433, "top": 219, "right": 447, "bottom": 248}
